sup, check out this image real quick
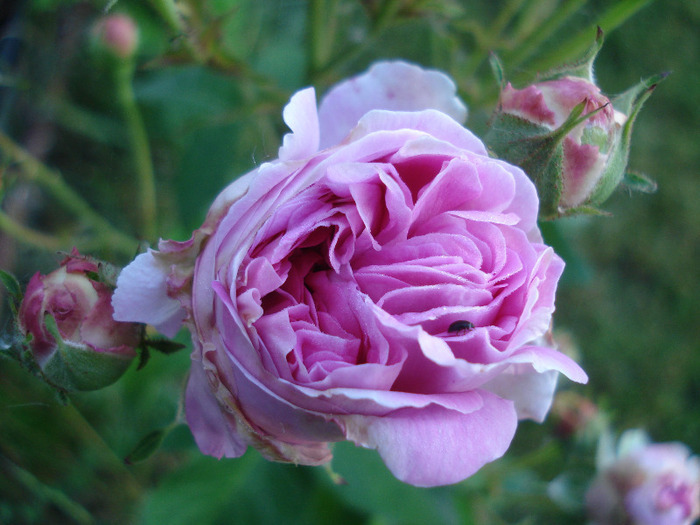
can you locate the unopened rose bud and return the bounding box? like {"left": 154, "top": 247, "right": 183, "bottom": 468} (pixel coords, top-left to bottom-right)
{"left": 485, "top": 30, "right": 662, "bottom": 219}
{"left": 18, "top": 250, "right": 140, "bottom": 391}
{"left": 587, "top": 431, "right": 700, "bottom": 525}
{"left": 94, "top": 14, "right": 138, "bottom": 59}
{"left": 500, "top": 77, "right": 624, "bottom": 209}
{"left": 551, "top": 391, "right": 599, "bottom": 439}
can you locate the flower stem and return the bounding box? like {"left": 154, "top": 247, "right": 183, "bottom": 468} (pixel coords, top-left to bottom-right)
{"left": 0, "top": 209, "right": 65, "bottom": 251}
{"left": 114, "top": 59, "right": 157, "bottom": 242}
{"left": 148, "top": 0, "right": 183, "bottom": 35}
{"left": 0, "top": 132, "right": 139, "bottom": 256}
{"left": 308, "top": 0, "right": 339, "bottom": 76}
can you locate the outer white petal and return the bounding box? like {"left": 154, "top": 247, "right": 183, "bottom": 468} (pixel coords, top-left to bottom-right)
{"left": 318, "top": 60, "right": 468, "bottom": 148}
{"left": 481, "top": 365, "right": 560, "bottom": 422}
{"left": 112, "top": 251, "right": 186, "bottom": 337}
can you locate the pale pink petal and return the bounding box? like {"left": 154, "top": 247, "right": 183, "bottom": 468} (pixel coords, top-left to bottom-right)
{"left": 319, "top": 61, "right": 467, "bottom": 148}
{"left": 561, "top": 137, "right": 606, "bottom": 207}
{"left": 339, "top": 390, "right": 517, "bottom": 487}
{"left": 112, "top": 251, "right": 185, "bottom": 337}
{"left": 185, "top": 358, "right": 248, "bottom": 458}
{"left": 481, "top": 365, "right": 560, "bottom": 422}
{"left": 279, "top": 87, "right": 320, "bottom": 161}
{"left": 505, "top": 345, "right": 588, "bottom": 384}
{"left": 351, "top": 109, "right": 485, "bottom": 154}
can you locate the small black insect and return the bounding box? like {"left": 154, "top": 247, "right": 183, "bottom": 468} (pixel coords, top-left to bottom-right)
{"left": 448, "top": 320, "right": 475, "bottom": 334}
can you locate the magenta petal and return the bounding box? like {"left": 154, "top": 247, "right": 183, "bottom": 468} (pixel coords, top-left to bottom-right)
{"left": 340, "top": 390, "right": 517, "bottom": 487}
{"left": 279, "top": 87, "right": 320, "bottom": 161}
{"left": 318, "top": 61, "right": 468, "bottom": 148}
{"left": 185, "top": 358, "right": 248, "bottom": 459}
{"left": 112, "top": 250, "right": 185, "bottom": 337}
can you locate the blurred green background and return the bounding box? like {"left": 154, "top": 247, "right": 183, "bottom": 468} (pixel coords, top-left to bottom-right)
{"left": 0, "top": 0, "right": 698, "bottom": 523}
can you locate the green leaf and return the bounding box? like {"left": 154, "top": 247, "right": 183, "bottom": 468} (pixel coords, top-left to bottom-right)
{"left": 488, "top": 52, "right": 506, "bottom": 89}
{"left": 136, "top": 345, "right": 151, "bottom": 370}
{"left": 124, "top": 428, "right": 170, "bottom": 464}
{"left": 621, "top": 171, "right": 658, "bottom": 194}
{"left": 528, "top": 0, "right": 653, "bottom": 74}
{"left": 0, "top": 268, "right": 22, "bottom": 300}
{"left": 329, "top": 442, "right": 460, "bottom": 525}
{"left": 504, "top": 0, "right": 588, "bottom": 67}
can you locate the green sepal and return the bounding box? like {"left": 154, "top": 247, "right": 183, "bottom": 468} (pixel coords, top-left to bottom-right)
{"left": 124, "top": 428, "right": 170, "bottom": 465}
{"left": 486, "top": 112, "right": 563, "bottom": 219}
{"left": 558, "top": 204, "right": 612, "bottom": 219}
{"left": 136, "top": 344, "right": 151, "bottom": 370}
{"left": 540, "top": 26, "right": 604, "bottom": 82}
{"left": 612, "top": 72, "right": 668, "bottom": 116}
{"left": 144, "top": 337, "right": 187, "bottom": 355}
{"left": 489, "top": 52, "right": 506, "bottom": 89}
{"left": 621, "top": 171, "right": 658, "bottom": 194}
{"left": 588, "top": 73, "right": 665, "bottom": 205}
{"left": 96, "top": 261, "right": 121, "bottom": 289}
{"left": 41, "top": 314, "right": 134, "bottom": 391}
{"left": 0, "top": 268, "right": 21, "bottom": 300}
{"left": 485, "top": 100, "right": 608, "bottom": 220}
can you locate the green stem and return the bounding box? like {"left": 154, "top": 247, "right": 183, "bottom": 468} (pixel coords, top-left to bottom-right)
{"left": 457, "top": 0, "right": 528, "bottom": 80}
{"left": 148, "top": 0, "right": 184, "bottom": 34}
{"left": 114, "top": 59, "right": 157, "bottom": 242}
{"left": 147, "top": 0, "right": 207, "bottom": 65}
{"left": 308, "top": 0, "right": 329, "bottom": 76}
{"left": 3, "top": 456, "right": 94, "bottom": 525}
{"left": 0, "top": 209, "right": 66, "bottom": 251}
{"left": 0, "top": 132, "right": 139, "bottom": 255}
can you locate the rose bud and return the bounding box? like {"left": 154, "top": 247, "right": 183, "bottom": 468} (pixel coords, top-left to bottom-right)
{"left": 485, "top": 30, "right": 663, "bottom": 219}
{"left": 587, "top": 431, "right": 700, "bottom": 525}
{"left": 93, "top": 13, "right": 138, "bottom": 59}
{"left": 550, "top": 391, "right": 599, "bottom": 440}
{"left": 18, "top": 250, "right": 139, "bottom": 392}
{"left": 114, "top": 61, "right": 586, "bottom": 487}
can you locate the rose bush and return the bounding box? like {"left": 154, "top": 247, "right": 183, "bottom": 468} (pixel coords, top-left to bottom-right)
{"left": 113, "top": 61, "right": 587, "bottom": 486}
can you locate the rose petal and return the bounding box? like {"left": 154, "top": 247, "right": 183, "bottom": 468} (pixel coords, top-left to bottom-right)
{"left": 279, "top": 87, "right": 320, "bottom": 161}
{"left": 112, "top": 250, "right": 185, "bottom": 337}
{"left": 339, "top": 389, "right": 516, "bottom": 487}
{"left": 319, "top": 61, "right": 467, "bottom": 149}
{"left": 185, "top": 357, "right": 248, "bottom": 458}
{"left": 352, "top": 110, "right": 485, "bottom": 155}
{"left": 482, "top": 365, "right": 560, "bottom": 422}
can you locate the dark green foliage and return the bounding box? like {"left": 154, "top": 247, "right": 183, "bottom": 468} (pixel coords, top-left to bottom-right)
{"left": 0, "top": 1, "right": 697, "bottom": 524}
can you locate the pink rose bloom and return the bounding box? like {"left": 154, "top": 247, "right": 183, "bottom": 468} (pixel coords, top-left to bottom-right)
{"left": 587, "top": 434, "right": 700, "bottom": 525}
{"left": 19, "top": 250, "right": 139, "bottom": 391}
{"left": 498, "top": 76, "right": 626, "bottom": 209}
{"left": 113, "top": 61, "right": 587, "bottom": 486}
